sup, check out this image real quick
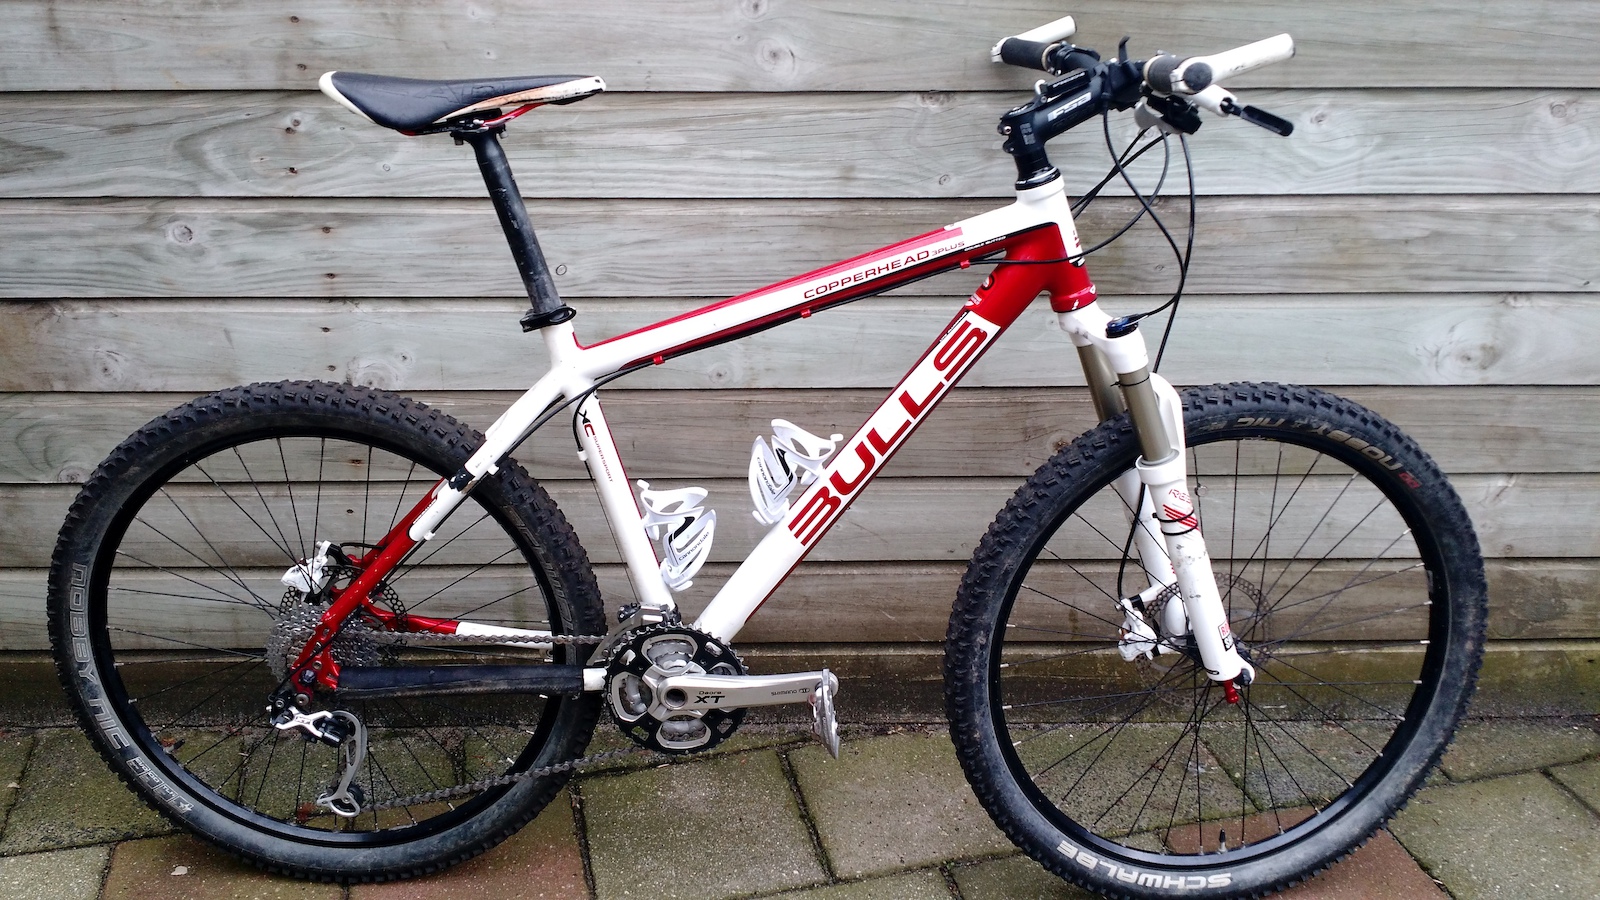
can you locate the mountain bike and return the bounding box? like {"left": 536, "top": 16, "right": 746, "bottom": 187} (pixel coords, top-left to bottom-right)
{"left": 46, "top": 15, "right": 1486, "bottom": 898}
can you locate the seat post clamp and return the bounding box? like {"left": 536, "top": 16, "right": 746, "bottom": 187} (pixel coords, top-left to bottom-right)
{"left": 521, "top": 305, "right": 578, "bottom": 332}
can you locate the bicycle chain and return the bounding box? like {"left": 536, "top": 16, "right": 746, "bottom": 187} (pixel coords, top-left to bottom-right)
{"left": 367, "top": 744, "right": 660, "bottom": 812}
{"left": 337, "top": 629, "right": 661, "bottom": 813}
{"left": 379, "top": 630, "right": 608, "bottom": 646}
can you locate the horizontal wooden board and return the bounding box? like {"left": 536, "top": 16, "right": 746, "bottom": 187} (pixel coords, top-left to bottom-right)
{"left": 2, "top": 196, "right": 1595, "bottom": 300}
{"left": 6, "top": 473, "right": 1599, "bottom": 570}
{"left": 4, "top": 2, "right": 1598, "bottom": 91}
{"left": 6, "top": 386, "right": 1598, "bottom": 487}
{"left": 1, "top": 89, "right": 1591, "bottom": 199}
{"left": 2, "top": 557, "right": 1593, "bottom": 649}
{"left": 2, "top": 293, "right": 1593, "bottom": 393}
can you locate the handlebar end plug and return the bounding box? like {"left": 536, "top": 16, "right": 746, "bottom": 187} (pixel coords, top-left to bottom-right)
{"left": 1179, "top": 61, "right": 1213, "bottom": 93}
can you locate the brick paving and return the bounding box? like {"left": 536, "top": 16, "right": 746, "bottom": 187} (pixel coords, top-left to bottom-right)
{"left": 0, "top": 718, "right": 1595, "bottom": 899}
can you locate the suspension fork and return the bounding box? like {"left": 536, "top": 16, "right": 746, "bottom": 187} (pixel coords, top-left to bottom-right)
{"left": 1062, "top": 304, "right": 1252, "bottom": 685}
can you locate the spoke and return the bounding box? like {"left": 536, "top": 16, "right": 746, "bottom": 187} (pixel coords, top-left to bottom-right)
{"left": 1019, "top": 582, "right": 1126, "bottom": 634}
{"left": 1242, "top": 695, "right": 1318, "bottom": 812}
{"left": 396, "top": 509, "right": 496, "bottom": 570}
{"left": 1036, "top": 670, "right": 1189, "bottom": 812}
{"left": 111, "top": 584, "right": 268, "bottom": 611}
{"left": 446, "top": 583, "right": 553, "bottom": 624}
{"left": 1014, "top": 662, "right": 1195, "bottom": 769}
{"left": 1248, "top": 639, "right": 1423, "bottom": 661}
{"left": 1257, "top": 658, "right": 1407, "bottom": 733}
{"left": 1034, "top": 548, "right": 1120, "bottom": 604}
{"left": 362, "top": 444, "right": 374, "bottom": 547}
{"left": 250, "top": 726, "right": 283, "bottom": 810}
{"left": 293, "top": 739, "right": 309, "bottom": 824}
{"left": 1256, "top": 471, "right": 1360, "bottom": 603}
{"left": 124, "top": 656, "right": 260, "bottom": 706}
{"left": 196, "top": 458, "right": 297, "bottom": 564}
{"left": 1003, "top": 623, "right": 1115, "bottom": 640}
{"left": 1245, "top": 448, "right": 1321, "bottom": 606}
{"left": 365, "top": 748, "right": 407, "bottom": 824}
{"left": 113, "top": 548, "right": 270, "bottom": 613}
{"left": 1000, "top": 643, "right": 1125, "bottom": 668}
{"left": 1243, "top": 699, "right": 1358, "bottom": 790}
{"left": 151, "top": 659, "right": 268, "bottom": 733}
{"left": 107, "top": 627, "right": 267, "bottom": 661}
{"left": 389, "top": 462, "right": 419, "bottom": 534}
{"left": 401, "top": 546, "right": 521, "bottom": 609}
{"left": 1254, "top": 603, "right": 1433, "bottom": 648}
{"left": 1235, "top": 563, "right": 1423, "bottom": 634}
{"left": 277, "top": 439, "right": 307, "bottom": 562}
{"left": 312, "top": 438, "right": 326, "bottom": 554}
{"left": 1006, "top": 682, "right": 1196, "bottom": 712}
{"left": 157, "top": 487, "right": 274, "bottom": 610}
{"left": 1260, "top": 534, "right": 1419, "bottom": 647}
{"left": 1258, "top": 506, "right": 1406, "bottom": 629}
{"left": 1126, "top": 688, "right": 1221, "bottom": 840}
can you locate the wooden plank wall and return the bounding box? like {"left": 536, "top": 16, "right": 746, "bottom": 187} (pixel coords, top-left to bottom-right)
{"left": 2, "top": 1, "right": 1597, "bottom": 648}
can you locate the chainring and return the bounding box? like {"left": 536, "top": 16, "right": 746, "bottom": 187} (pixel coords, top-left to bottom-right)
{"left": 606, "top": 624, "right": 746, "bottom": 754}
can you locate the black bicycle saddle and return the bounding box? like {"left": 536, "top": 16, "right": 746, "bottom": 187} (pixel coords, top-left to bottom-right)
{"left": 319, "top": 71, "right": 605, "bottom": 132}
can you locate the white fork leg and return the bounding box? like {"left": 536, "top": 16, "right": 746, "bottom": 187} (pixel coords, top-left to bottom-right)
{"left": 1059, "top": 305, "right": 1250, "bottom": 683}
{"left": 1134, "top": 405, "right": 1249, "bottom": 682}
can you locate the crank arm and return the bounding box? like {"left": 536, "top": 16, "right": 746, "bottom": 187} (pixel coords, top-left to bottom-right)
{"left": 648, "top": 669, "right": 839, "bottom": 713}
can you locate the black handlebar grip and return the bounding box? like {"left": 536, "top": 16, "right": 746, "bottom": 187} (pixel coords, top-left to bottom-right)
{"left": 997, "top": 37, "right": 1054, "bottom": 71}
{"left": 1144, "top": 54, "right": 1181, "bottom": 90}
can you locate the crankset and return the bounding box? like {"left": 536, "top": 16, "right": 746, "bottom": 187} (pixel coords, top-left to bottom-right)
{"left": 605, "top": 624, "right": 841, "bottom": 757}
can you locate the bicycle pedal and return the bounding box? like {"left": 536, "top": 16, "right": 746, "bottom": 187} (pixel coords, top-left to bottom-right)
{"left": 810, "top": 668, "right": 841, "bottom": 759}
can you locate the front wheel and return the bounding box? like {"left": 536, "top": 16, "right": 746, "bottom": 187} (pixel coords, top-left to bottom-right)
{"left": 946, "top": 382, "right": 1485, "bottom": 898}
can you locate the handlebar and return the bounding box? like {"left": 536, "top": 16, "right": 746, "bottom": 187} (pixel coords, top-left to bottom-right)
{"left": 990, "top": 20, "right": 1296, "bottom": 140}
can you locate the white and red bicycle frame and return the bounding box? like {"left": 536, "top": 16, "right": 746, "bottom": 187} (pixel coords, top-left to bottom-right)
{"left": 292, "top": 176, "right": 1251, "bottom": 692}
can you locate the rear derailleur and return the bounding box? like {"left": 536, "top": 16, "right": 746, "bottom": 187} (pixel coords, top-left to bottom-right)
{"left": 268, "top": 694, "right": 369, "bottom": 818}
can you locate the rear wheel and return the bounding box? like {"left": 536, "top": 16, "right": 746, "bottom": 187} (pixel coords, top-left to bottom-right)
{"left": 47, "top": 381, "right": 604, "bottom": 880}
{"left": 946, "top": 382, "right": 1485, "bottom": 898}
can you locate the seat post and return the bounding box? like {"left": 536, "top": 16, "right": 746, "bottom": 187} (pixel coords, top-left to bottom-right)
{"left": 461, "top": 129, "right": 575, "bottom": 331}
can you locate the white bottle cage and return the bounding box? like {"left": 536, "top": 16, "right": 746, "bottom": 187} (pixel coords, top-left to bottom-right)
{"left": 636, "top": 481, "right": 717, "bottom": 591}
{"left": 748, "top": 419, "right": 843, "bottom": 525}
{"left": 281, "top": 540, "right": 336, "bottom": 594}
